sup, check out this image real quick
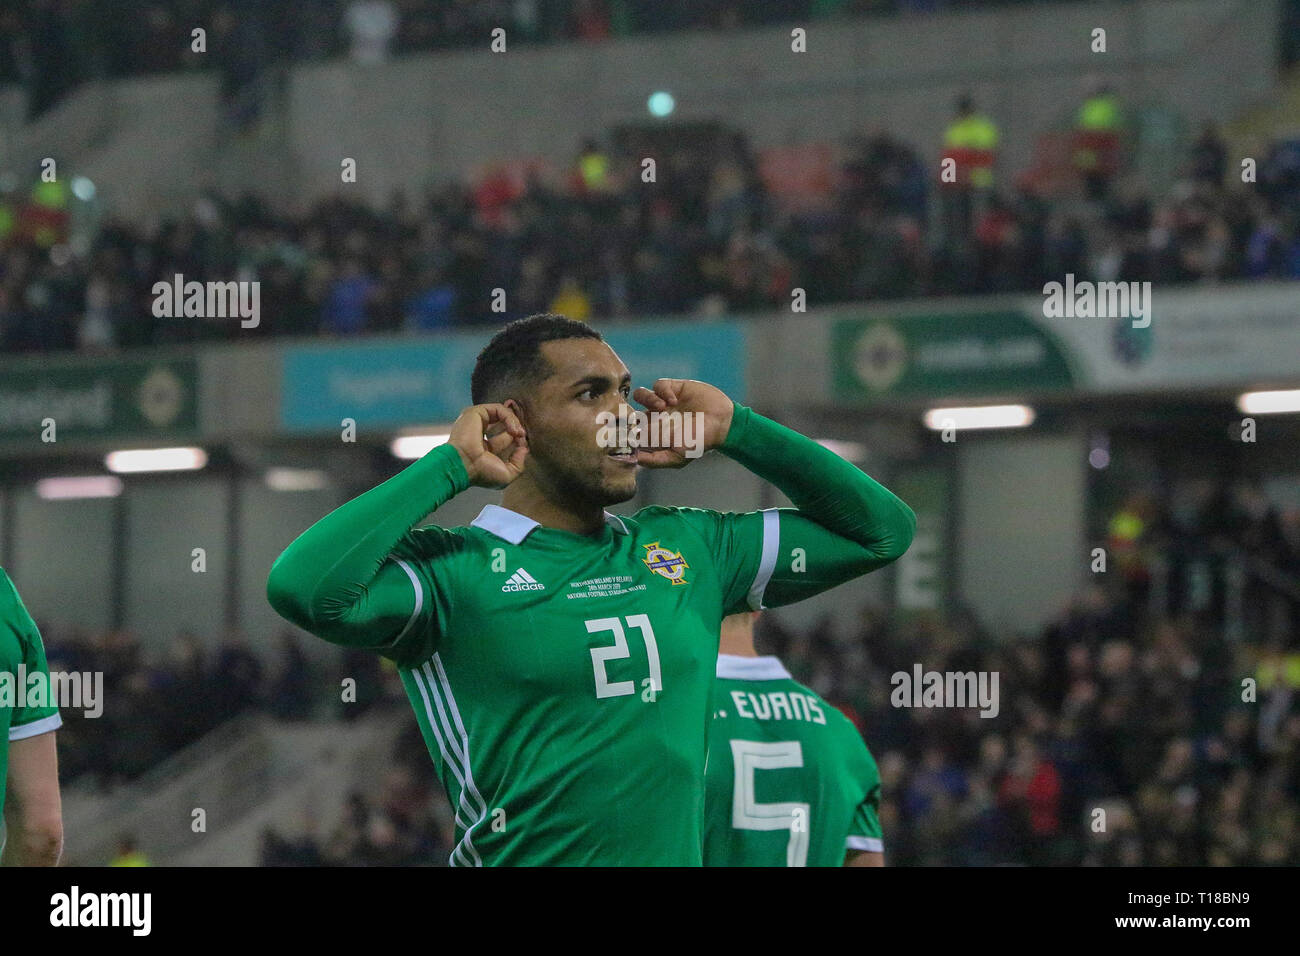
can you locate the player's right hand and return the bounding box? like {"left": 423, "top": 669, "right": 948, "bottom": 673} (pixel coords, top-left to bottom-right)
{"left": 449, "top": 404, "right": 528, "bottom": 488}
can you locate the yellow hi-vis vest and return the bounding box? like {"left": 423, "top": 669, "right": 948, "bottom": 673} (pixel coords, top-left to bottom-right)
{"left": 579, "top": 152, "right": 609, "bottom": 191}
{"left": 1076, "top": 94, "right": 1121, "bottom": 131}
{"left": 942, "top": 115, "right": 998, "bottom": 188}
{"left": 1074, "top": 94, "right": 1121, "bottom": 172}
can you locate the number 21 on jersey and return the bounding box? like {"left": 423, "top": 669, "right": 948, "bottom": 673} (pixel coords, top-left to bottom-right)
{"left": 586, "top": 614, "right": 662, "bottom": 701}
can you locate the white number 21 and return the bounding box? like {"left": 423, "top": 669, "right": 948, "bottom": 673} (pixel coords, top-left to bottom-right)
{"left": 587, "top": 614, "right": 662, "bottom": 700}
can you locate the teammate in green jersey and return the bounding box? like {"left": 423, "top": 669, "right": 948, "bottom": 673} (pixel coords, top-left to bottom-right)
{"left": 1, "top": 567, "right": 64, "bottom": 866}
{"left": 704, "top": 611, "right": 883, "bottom": 867}
{"left": 267, "top": 314, "right": 914, "bottom": 866}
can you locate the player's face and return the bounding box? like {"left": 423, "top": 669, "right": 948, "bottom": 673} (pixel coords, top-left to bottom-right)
{"left": 520, "top": 338, "right": 639, "bottom": 507}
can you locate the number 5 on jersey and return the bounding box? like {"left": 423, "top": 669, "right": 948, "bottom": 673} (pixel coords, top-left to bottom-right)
{"left": 731, "top": 739, "right": 811, "bottom": 867}
{"left": 587, "top": 614, "right": 662, "bottom": 701}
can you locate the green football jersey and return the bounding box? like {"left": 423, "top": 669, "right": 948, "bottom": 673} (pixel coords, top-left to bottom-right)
{"left": 384, "top": 502, "right": 779, "bottom": 867}
{"left": 703, "top": 654, "right": 882, "bottom": 867}
{"left": 0, "top": 568, "right": 62, "bottom": 818}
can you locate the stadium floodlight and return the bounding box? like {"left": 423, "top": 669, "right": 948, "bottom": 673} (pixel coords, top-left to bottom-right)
{"left": 1237, "top": 389, "right": 1300, "bottom": 415}
{"left": 104, "top": 447, "right": 208, "bottom": 473}
{"left": 814, "top": 438, "right": 868, "bottom": 462}
{"left": 265, "top": 468, "right": 330, "bottom": 492}
{"left": 35, "top": 476, "right": 124, "bottom": 500}
{"left": 390, "top": 433, "right": 452, "bottom": 460}
{"left": 648, "top": 91, "right": 676, "bottom": 117}
{"left": 923, "top": 404, "right": 1036, "bottom": 431}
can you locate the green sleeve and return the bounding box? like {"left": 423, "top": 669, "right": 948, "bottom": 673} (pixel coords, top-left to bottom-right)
{"left": 846, "top": 739, "right": 884, "bottom": 852}
{"left": 715, "top": 402, "right": 916, "bottom": 608}
{"left": 2, "top": 570, "right": 62, "bottom": 738}
{"left": 266, "top": 442, "right": 469, "bottom": 664}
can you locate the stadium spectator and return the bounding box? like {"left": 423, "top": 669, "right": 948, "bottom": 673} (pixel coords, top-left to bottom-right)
{"left": 548, "top": 271, "right": 592, "bottom": 320}
{"left": 1284, "top": 0, "right": 1300, "bottom": 66}
{"left": 575, "top": 138, "right": 614, "bottom": 197}
{"left": 108, "top": 834, "right": 151, "bottom": 867}
{"left": 940, "top": 94, "right": 1000, "bottom": 248}
{"left": 22, "top": 0, "right": 77, "bottom": 120}
{"left": 270, "top": 631, "right": 314, "bottom": 720}
{"left": 344, "top": 0, "right": 399, "bottom": 65}
{"left": 403, "top": 265, "right": 457, "bottom": 330}
{"left": 213, "top": 633, "right": 264, "bottom": 722}
{"left": 1190, "top": 122, "right": 1228, "bottom": 188}
{"left": 321, "top": 256, "right": 380, "bottom": 335}
{"left": 571, "top": 0, "right": 613, "bottom": 41}
{"left": 261, "top": 825, "right": 325, "bottom": 865}
{"left": 210, "top": 4, "right": 273, "bottom": 133}
{"left": 1072, "top": 81, "right": 1124, "bottom": 200}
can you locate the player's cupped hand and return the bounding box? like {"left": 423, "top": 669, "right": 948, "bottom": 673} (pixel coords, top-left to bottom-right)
{"left": 450, "top": 403, "right": 529, "bottom": 488}
{"left": 630, "top": 378, "right": 734, "bottom": 468}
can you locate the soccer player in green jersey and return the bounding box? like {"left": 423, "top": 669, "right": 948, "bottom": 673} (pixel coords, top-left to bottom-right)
{"left": 704, "top": 611, "right": 883, "bottom": 867}
{"left": 267, "top": 314, "right": 914, "bottom": 866}
{"left": 1, "top": 567, "right": 64, "bottom": 866}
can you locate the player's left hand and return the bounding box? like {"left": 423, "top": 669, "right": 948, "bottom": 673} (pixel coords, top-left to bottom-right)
{"left": 630, "top": 378, "right": 734, "bottom": 468}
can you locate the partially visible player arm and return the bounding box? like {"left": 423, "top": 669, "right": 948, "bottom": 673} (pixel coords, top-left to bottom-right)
{"left": 845, "top": 848, "right": 884, "bottom": 867}
{"left": 843, "top": 731, "right": 885, "bottom": 868}
{"left": 1, "top": 569, "right": 63, "bottom": 866}
{"left": 2, "top": 731, "right": 62, "bottom": 867}
{"left": 266, "top": 404, "right": 526, "bottom": 656}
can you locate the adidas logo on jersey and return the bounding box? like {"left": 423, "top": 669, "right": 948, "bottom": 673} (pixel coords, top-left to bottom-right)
{"left": 502, "top": 568, "right": 545, "bottom": 592}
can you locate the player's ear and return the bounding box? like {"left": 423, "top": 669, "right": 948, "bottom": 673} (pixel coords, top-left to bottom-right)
{"left": 503, "top": 398, "right": 529, "bottom": 435}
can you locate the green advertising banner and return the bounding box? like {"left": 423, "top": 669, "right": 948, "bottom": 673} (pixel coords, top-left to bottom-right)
{"left": 0, "top": 358, "right": 198, "bottom": 441}
{"left": 831, "top": 310, "right": 1077, "bottom": 400}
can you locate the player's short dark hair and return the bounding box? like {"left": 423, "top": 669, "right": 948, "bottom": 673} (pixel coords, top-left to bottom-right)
{"left": 470, "top": 313, "right": 602, "bottom": 405}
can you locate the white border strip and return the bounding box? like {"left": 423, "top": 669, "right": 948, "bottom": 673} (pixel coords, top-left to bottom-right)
{"left": 847, "top": 836, "right": 884, "bottom": 852}
{"left": 390, "top": 558, "right": 425, "bottom": 645}
{"left": 410, "top": 666, "right": 483, "bottom": 867}
{"left": 747, "top": 509, "right": 781, "bottom": 610}
{"left": 8, "top": 713, "right": 63, "bottom": 741}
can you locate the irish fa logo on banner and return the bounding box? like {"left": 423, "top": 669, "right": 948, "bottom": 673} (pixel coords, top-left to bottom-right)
{"left": 642, "top": 542, "right": 689, "bottom": 586}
